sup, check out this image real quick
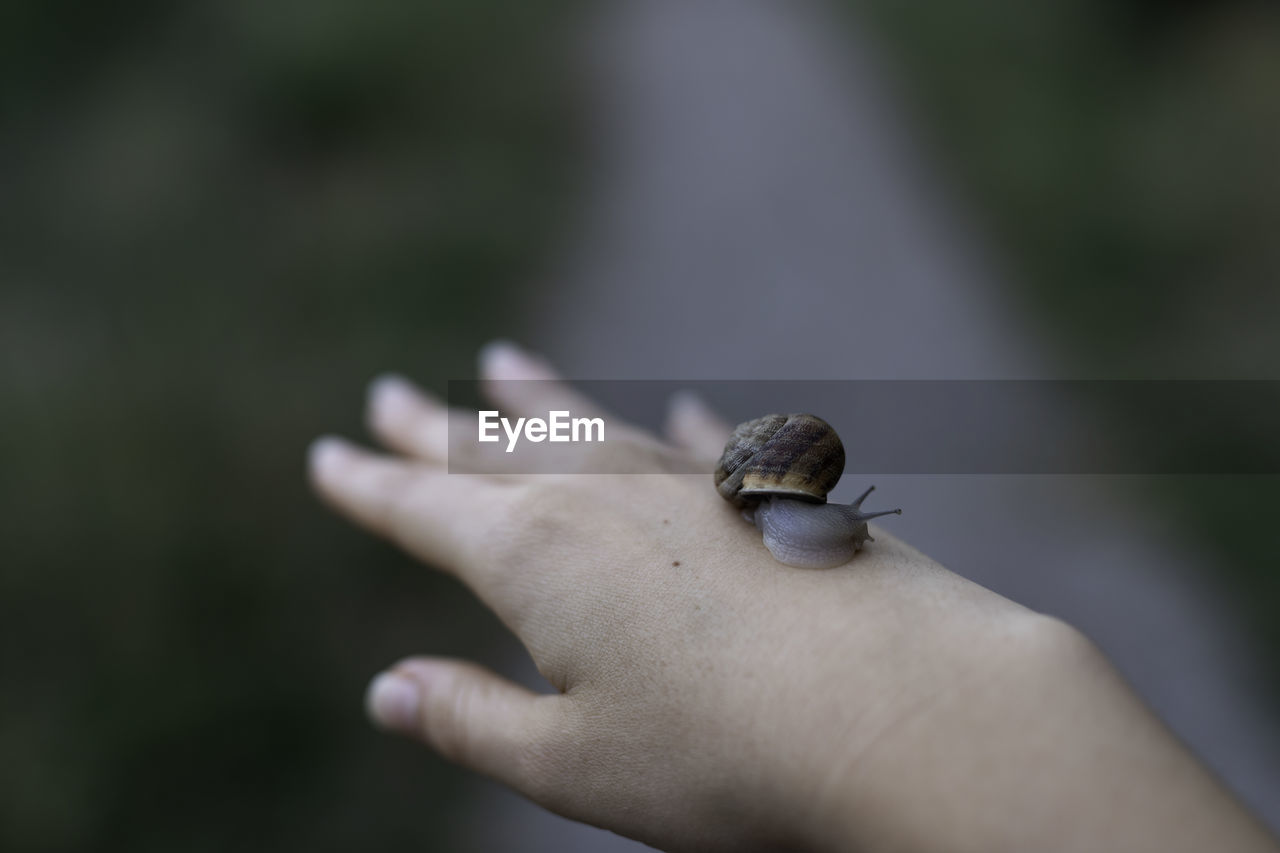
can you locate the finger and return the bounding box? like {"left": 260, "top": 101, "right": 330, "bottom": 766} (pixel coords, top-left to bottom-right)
{"left": 366, "top": 657, "right": 572, "bottom": 799}
{"left": 665, "top": 390, "right": 732, "bottom": 462}
{"left": 307, "top": 435, "right": 501, "bottom": 572}
{"left": 366, "top": 374, "right": 584, "bottom": 476}
{"left": 366, "top": 374, "right": 451, "bottom": 462}
{"left": 479, "top": 340, "right": 614, "bottom": 422}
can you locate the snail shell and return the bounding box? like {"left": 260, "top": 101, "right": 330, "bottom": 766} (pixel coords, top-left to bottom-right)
{"left": 715, "top": 413, "right": 900, "bottom": 568}
{"left": 714, "top": 413, "right": 845, "bottom": 507}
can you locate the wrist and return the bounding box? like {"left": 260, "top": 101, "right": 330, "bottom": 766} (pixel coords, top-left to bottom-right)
{"left": 806, "top": 612, "right": 1277, "bottom": 853}
{"left": 803, "top": 612, "right": 1087, "bottom": 853}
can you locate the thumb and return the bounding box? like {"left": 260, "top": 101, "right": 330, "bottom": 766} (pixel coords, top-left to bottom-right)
{"left": 366, "top": 657, "right": 569, "bottom": 794}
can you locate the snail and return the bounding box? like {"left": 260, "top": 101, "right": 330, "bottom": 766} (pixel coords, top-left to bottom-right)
{"left": 714, "top": 414, "right": 901, "bottom": 569}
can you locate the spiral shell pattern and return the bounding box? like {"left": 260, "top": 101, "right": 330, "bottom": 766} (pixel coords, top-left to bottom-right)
{"left": 714, "top": 413, "right": 845, "bottom": 507}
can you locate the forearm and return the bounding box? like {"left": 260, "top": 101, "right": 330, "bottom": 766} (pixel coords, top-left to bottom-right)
{"left": 814, "top": 614, "right": 1278, "bottom": 853}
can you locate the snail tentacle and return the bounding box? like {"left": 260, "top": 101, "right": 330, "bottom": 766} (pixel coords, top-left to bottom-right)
{"left": 751, "top": 496, "right": 901, "bottom": 569}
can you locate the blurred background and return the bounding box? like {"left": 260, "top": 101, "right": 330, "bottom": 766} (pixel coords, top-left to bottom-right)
{"left": 3, "top": 0, "right": 1278, "bottom": 850}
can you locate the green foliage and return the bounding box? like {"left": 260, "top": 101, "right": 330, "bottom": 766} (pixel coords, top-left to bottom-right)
{"left": 1, "top": 2, "right": 580, "bottom": 850}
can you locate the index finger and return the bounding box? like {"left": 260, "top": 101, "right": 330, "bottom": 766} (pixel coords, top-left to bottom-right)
{"left": 307, "top": 436, "right": 513, "bottom": 595}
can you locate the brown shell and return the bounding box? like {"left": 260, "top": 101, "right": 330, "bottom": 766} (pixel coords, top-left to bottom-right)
{"left": 714, "top": 413, "right": 845, "bottom": 507}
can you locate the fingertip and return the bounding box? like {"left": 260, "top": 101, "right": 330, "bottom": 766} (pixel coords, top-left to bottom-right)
{"left": 665, "top": 390, "right": 731, "bottom": 458}
{"left": 478, "top": 338, "right": 519, "bottom": 364}
{"left": 667, "top": 388, "right": 710, "bottom": 421}
{"left": 368, "top": 372, "right": 415, "bottom": 407}
{"left": 366, "top": 372, "right": 419, "bottom": 430}
{"left": 478, "top": 338, "right": 519, "bottom": 376}
{"left": 366, "top": 670, "right": 422, "bottom": 735}
{"left": 372, "top": 658, "right": 569, "bottom": 795}
{"left": 308, "top": 435, "right": 351, "bottom": 479}
{"left": 479, "top": 339, "right": 555, "bottom": 381}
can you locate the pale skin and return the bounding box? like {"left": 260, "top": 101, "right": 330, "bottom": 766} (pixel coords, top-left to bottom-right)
{"left": 308, "top": 341, "right": 1279, "bottom": 853}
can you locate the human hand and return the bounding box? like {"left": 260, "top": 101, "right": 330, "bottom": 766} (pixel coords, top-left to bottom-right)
{"left": 308, "top": 342, "right": 1274, "bottom": 853}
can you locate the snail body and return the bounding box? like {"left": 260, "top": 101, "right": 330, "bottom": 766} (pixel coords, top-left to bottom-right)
{"left": 716, "top": 414, "right": 900, "bottom": 569}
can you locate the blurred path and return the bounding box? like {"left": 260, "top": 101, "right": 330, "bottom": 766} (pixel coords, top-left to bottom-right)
{"left": 470, "top": 0, "right": 1280, "bottom": 845}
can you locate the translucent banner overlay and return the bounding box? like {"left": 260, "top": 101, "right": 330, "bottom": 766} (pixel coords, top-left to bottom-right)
{"left": 446, "top": 380, "right": 1280, "bottom": 475}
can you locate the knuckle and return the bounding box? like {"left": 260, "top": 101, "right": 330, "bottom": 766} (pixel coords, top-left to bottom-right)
{"left": 425, "top": 678, "right": 480, "bottom": 765}
{"left": 603, "top": 434, "right": 690, "bottom": 475}
{"left": 570, "top": 439, "right": 620, "bottom": 473}
{"left": 486, "top": 479, "right": 578, "bottom": 555}
{"left": 577, "top": 433, "right": 659, "bottom": 473}
{"left": 512, "top": 705, "right": 577, "bottom": 808}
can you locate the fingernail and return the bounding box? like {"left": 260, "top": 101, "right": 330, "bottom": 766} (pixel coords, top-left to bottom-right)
{"left": 368, "top": 373, "right": 416, "bottom": 420}
{"left": 366, "top": 671, "right": 421, "bottom": 734}
{"left": 308, "top": 435, "right": 348, "bottom": 472}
